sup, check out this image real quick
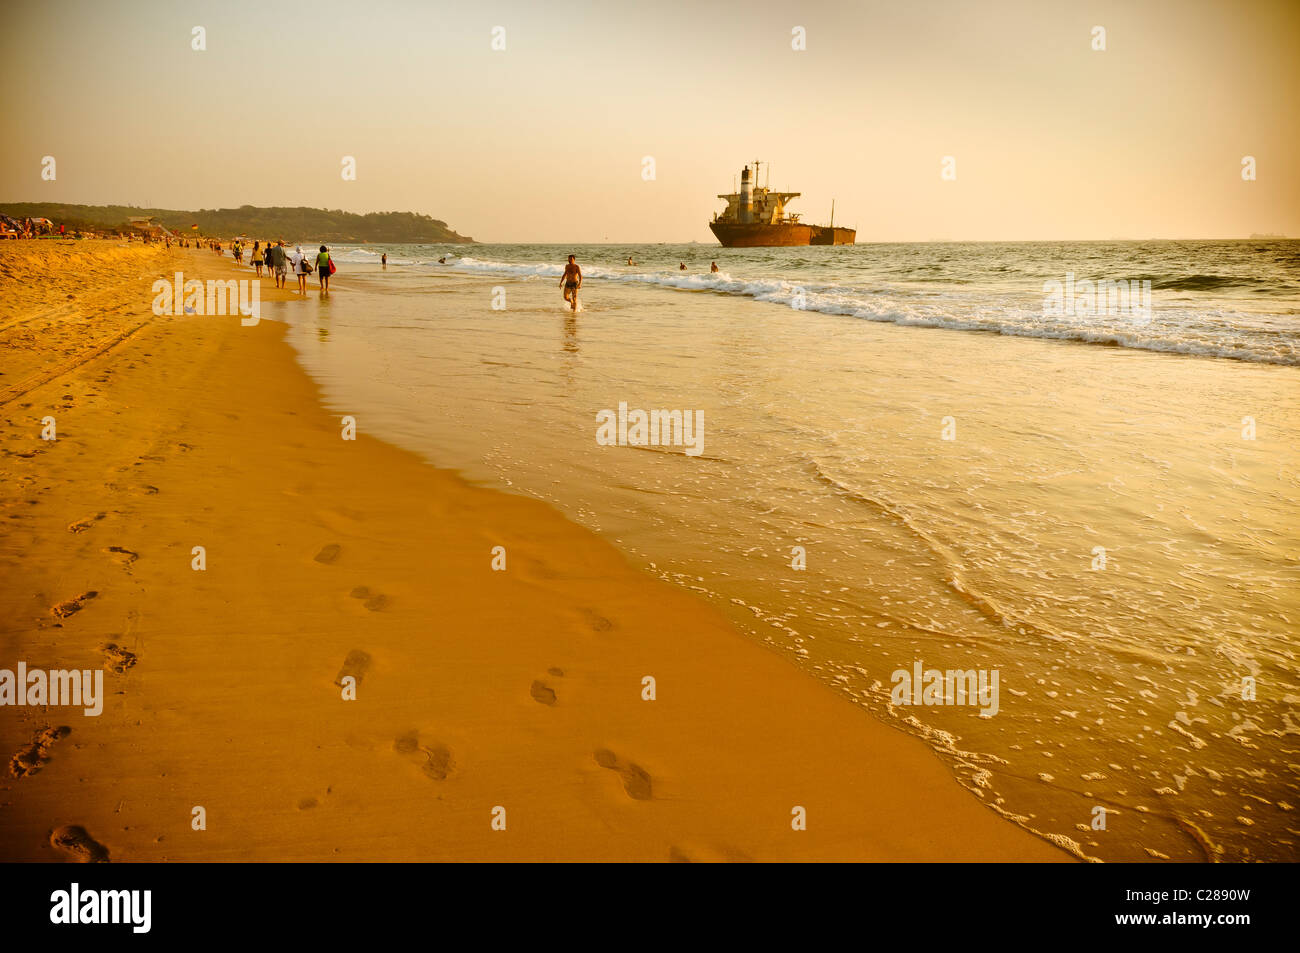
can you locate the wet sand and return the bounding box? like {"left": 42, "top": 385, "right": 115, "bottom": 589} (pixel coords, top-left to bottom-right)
{"left": 0, "top": 241, "right": 1068, "bottom": 861}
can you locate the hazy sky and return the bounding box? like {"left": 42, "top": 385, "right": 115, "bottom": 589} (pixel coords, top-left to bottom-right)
{"left": 2, "top": 0, "right": 1297, "bottom": 242}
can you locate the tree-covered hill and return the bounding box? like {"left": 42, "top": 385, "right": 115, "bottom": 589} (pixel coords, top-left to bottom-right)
{"left": 0, "top": 203, "right": 474, "bottom": 242}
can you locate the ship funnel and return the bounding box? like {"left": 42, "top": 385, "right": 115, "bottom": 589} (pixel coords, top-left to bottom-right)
{"left": 739, "top": 165, "right": 753, "bottom": 224}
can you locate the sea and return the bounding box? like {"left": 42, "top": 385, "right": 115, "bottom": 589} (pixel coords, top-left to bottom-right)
{"left": 264, "top": 239, "right": 1300, "bottom": 861}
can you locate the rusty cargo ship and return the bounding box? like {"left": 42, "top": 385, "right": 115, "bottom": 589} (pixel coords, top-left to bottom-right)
{"left": 709, "top": 161, "right": 855, "bottom": 247}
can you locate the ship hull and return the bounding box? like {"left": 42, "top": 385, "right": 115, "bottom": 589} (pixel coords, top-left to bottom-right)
{"left": 809, "top": 225, "right": 856, "bottom": 246}
{"left": 709, "top": 221, "right": 855, "bottom": 247}
{"left": 709, "top": 221, "right": 813, "bottom": 247}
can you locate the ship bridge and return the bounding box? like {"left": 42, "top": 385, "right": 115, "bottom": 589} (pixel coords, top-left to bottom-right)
{"left": 713, "top": 161, "right": 802, "bottom": 225}
{"left": 714, "top": 188, "right": 802, "bottom": 225}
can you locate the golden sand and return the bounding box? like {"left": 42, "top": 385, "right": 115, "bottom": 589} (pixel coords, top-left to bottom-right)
{"left": 0, "top": 241, "right": 1067, "bottom": 861}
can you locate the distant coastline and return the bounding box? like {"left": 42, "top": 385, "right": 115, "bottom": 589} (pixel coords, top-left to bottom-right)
{"left": 0, "top": 202, "right": 474, "bottom": 243}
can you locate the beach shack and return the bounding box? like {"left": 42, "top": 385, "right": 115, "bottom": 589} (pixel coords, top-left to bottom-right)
{"left": 128, "top": 215, "right": 171, "bottom": 240}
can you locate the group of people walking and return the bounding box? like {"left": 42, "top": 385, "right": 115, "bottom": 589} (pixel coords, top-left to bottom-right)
{"left": 234, "top": 240, "right": 335, "bottom": 294}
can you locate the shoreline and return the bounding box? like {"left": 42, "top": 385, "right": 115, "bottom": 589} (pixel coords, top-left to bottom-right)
{"left": 0, "top": 242, "right": 1070, "bottom": 861}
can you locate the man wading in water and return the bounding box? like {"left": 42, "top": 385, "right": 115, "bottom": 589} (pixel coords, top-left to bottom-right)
{"left": 559, "top": 254, "right": 581, "bottom": 312}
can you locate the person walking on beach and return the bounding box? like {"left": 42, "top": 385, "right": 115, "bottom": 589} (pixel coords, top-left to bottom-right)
{"left": 381, "top": 253, "right": 387, "bottom": 268}
{"left": 270, "top": 241, "right": 288, "bottom": 289}
{"left": 560, "top": 254, "right": 581, "bottom": 312}
{"left": 317, "top": 245, "right": 332, "bottom": 293}
{"left": 289, "top": 245, "right": 308, "bottom": 294}
{"left": 264, "top": 242, "right": 274, "bottom": 279}
{"left": 252, "top": 241, "right": 263, "bottom": 277}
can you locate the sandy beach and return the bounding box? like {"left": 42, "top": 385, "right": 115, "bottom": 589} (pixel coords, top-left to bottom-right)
{"left": 0, "top": 241, "right": 1069, "bottom": 862}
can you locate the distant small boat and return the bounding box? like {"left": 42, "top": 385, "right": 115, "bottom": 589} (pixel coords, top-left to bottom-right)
{"left": 709, "top": 161, "right": 855, "bottom": 247}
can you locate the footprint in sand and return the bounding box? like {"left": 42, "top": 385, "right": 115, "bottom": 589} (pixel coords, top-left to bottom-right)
{"left": 50, "top": 825, "right": 110, "bottom": 863}
{"left": 334, "top": 650, "right": 371, "bottom": 687}
{"left": 669, "top": 843, "right": 751, "bottom": 863}
{"left": 393, "top": 731, "right": 454, "bottom": 781}
{"left": 314, "top": 543, "right": 341, "bottom": 564}
{"left": 517, "top": 556, "right": 560, "bottom": 580}
{"left": 101, "top": 643, "right": 138, "bottom": 675}
{"left": 103, "top": 546, "right": 138, "bottom": 571}
{"left": 594, "top": 748, "right": 653, "bottom": 800}
{"left": 530, "top": 680, "right": 557, "bottom": 706}
{"left": 8, "top": 726, "right": 71, "bottom": 779}
{"left": 68, "top": 513, "right": 106, "bottom": 533}
{"left": 349, "top": 586, "right": 389, "bottom": 611}
{"left": 50, "top": 591, "right": 97, "bottom": 619}
{"left": 580, "top": 609, "right": 613, "bottom": 632}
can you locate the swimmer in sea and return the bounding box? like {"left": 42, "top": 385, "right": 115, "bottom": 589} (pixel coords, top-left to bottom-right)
{"left": 560, "top": 254, "right": 582, "bottom": 312}
{"left": 710, "top": 261, "right": 719, "bottom": 273}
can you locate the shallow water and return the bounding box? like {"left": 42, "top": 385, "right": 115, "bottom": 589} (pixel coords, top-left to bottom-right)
{"left": 270, "top": 242, "right": 1299, "bottom": 861}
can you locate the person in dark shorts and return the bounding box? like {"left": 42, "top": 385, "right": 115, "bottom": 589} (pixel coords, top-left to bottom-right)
{"left": 559, "top": 254, "right": 581, "bottom": 312}
{"left": 270, "top": 241, "right": 288, "bottom": 289}
{"left": 317, "top": 245, "right": 332, "bottom": 292}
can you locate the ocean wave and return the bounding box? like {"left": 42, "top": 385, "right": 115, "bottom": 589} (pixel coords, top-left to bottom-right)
{"left": 1150, "top": 274, "right": 1256, "bottom": 291}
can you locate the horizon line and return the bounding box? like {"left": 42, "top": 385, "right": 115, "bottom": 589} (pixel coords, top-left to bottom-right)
{"left": 2, "top": 202, "right": 1292, "bottom": 245}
